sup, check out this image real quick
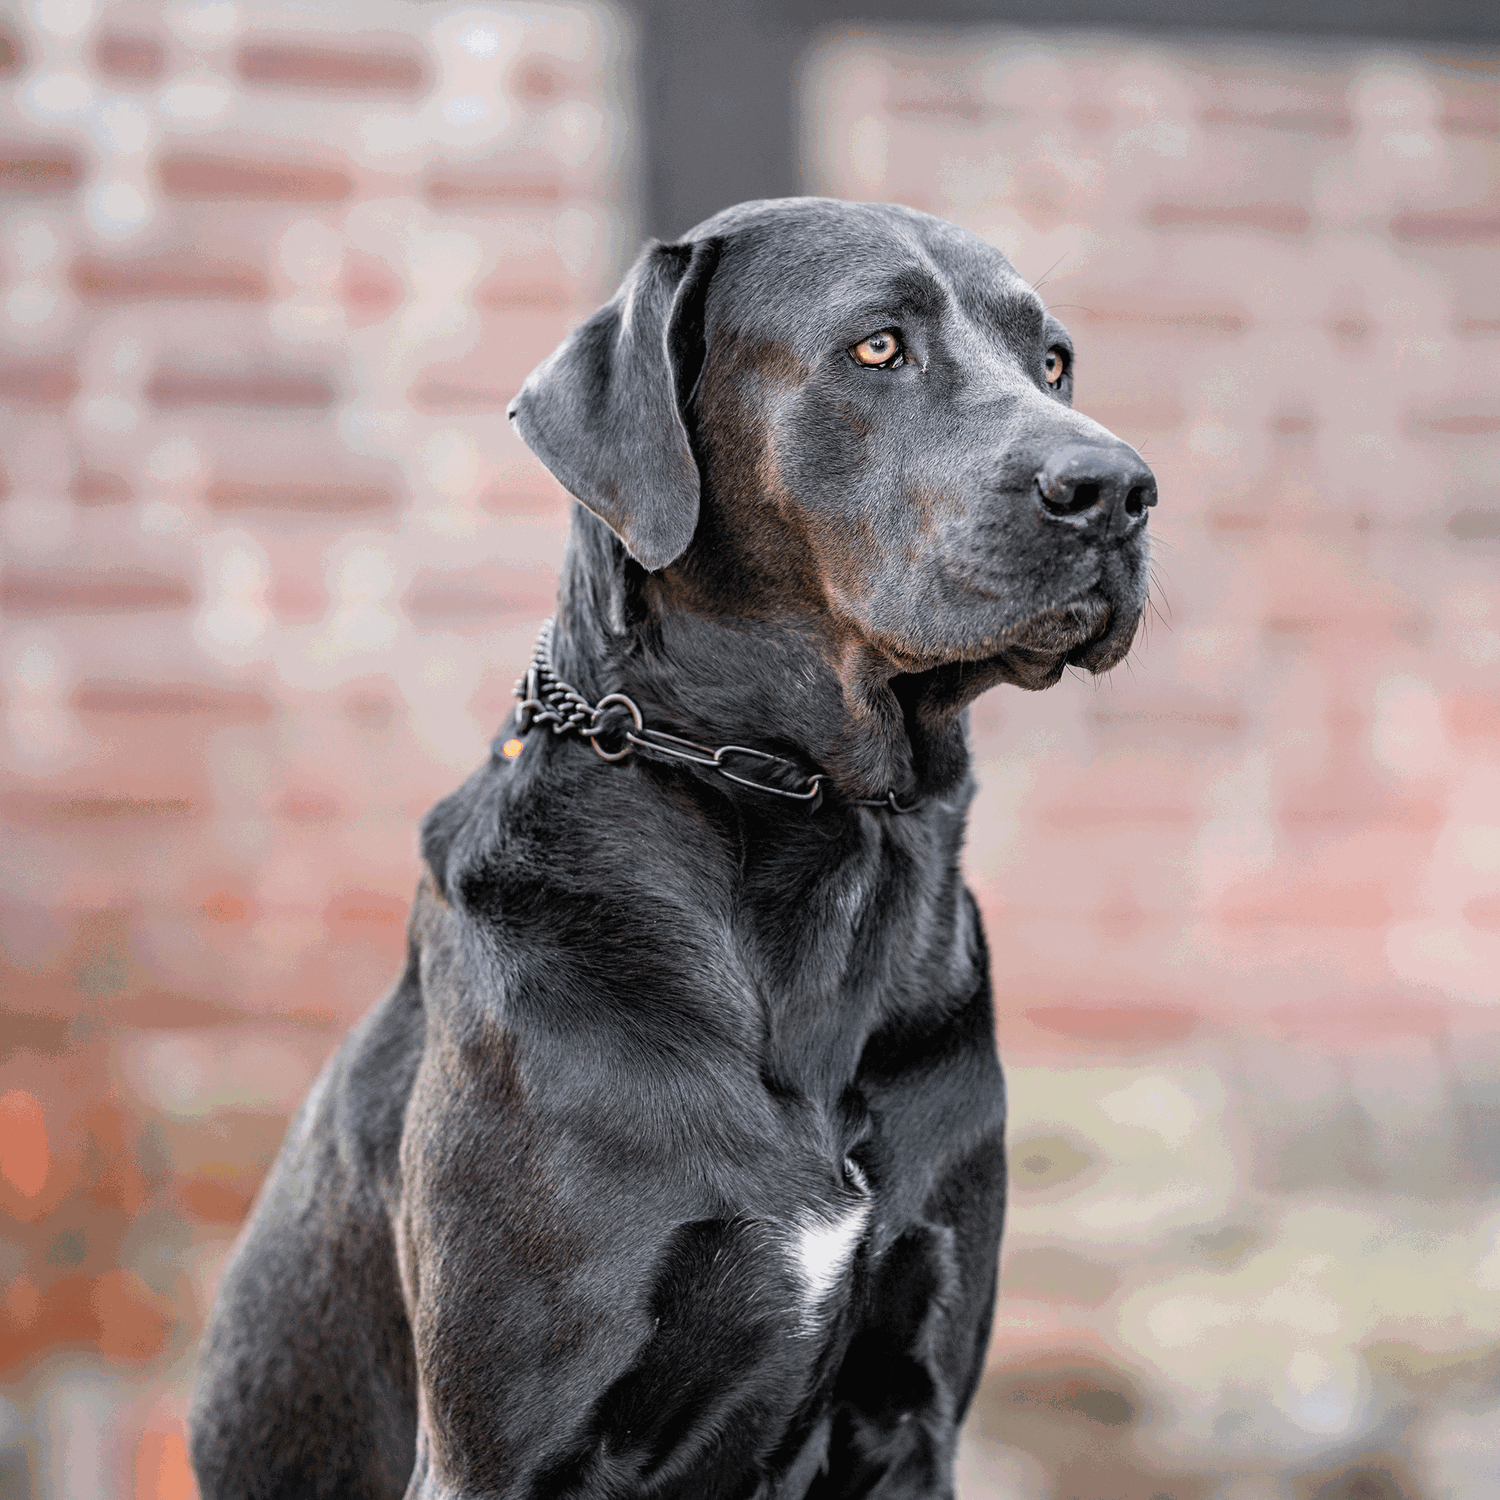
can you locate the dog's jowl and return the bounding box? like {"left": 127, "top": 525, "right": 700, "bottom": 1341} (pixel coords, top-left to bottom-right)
{"left": 190, "top": 199, "right": 1156, "bottom": 1500}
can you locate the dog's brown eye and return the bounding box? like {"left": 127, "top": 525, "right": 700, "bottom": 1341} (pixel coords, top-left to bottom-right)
{"left": 851, "top": 330, "right": 902, "bottom": 367}
{"left": 1045, "top": 347, "right": 1067, "bottom": 386}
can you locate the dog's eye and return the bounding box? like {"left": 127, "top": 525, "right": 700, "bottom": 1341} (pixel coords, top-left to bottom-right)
{"left": 851, "top": 330, "right": 904, "bottom": 368}
{"left": 1044, "top": 347, "right": 1068, "bottom": 386}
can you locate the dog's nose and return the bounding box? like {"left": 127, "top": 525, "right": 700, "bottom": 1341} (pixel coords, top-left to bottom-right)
{"left": 1035, "top": 443, "right": 1157, "bottom": 539}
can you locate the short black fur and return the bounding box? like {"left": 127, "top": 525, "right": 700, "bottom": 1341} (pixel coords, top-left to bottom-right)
{"left": 190, "top": 198, "right": 1156, "bottom": 1500}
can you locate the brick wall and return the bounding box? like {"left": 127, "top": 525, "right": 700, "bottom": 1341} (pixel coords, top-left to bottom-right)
{"left": 0, "top": 2, "right": 631, "bottom": 1494}
{"left": 802, "top": 29, "right": 1500, "bottom": 1500}
{"left": 3, "top": 5, "right": 1497, "bottom": 1498}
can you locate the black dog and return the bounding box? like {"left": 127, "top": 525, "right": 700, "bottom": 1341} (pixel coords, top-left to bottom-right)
{"left": 190, "top": 197, "right": 1155, "bottom": 1499}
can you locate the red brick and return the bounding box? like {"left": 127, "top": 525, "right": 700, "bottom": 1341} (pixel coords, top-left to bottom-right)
{"left": 1021, "top": 1005, "right": 1200, "bottom": 1045}
{"left": 1207, "top": 510, "right": 1267, "bottom": 532}
{"left": 474, "top": 275, "right": 570, "bottom": 312}
{"left": 425, "top": 170, "right": 561, "bottom": 208}
{"left": 512, "top": 56, "right": 572, "bottom": 106}
{"left": 71, "top": 252, "right": 271, "bottom": 304}
{"left": 145, "top": 367, "right": 336, "bottom": 409}
{"left": 77, "top": 1102, "right": 148, "bottom": 1214}
{"left": 276, "top": 790, "right": 340, "bottom": 824}
{"left": 1328, "top": 314, "right": 1373, "bottom": 346}
{"left": 1, "top": 1275, "right": 96, "bottom": 1370}
{"left": 0, "top": 567, "right": 194, "bottom": 617}
{"left": 1262, "top": 999, "right": 1454, "bottom": 1045}
{"left": 1390, "top": 208, "right": 1500, "bottom": 245}
{"left": 1090, "top": 707, "right": 1241, "bottom": 734}
{"left": 94, "top": 31, "right": 167, "bottom": 83}
{"left": 1433, "top": 59, "right": 1500, "bottom": 137}
{"left": 1464, "top": 896, "right": 1500, "bottom": 932}
{"left": 342, "top": 250, "right": 405, "bottom": 324}
{"left": 0, "top": 1090, "right": 49, "bottom": 1199}
{"left": 0, "top": 1013, "right": 69, "bottom": 1059}
{"left": 1279, "top": 796, "right": 1441, "bottom": 832}
{"left": 324, "top": 889, "right": 408, "bottom": 931}
{"left": 71, "top": 681, "right": 275, "bottom": 722}
{"left": 133, "top": 1430, "right": 195, "bottom": 1500}
{"left": 267, "top": 574, "right": 328, "bottom": 622}
{"left": 1448, "top": 692, "right": 1500, "bottom": 738}
{"left": 402, "top": 566, "right": 557, "bottom": 623}
{"left": 178, "top": 1173, "right": 258, "bottom": 1224}
{"left": 408, "top": 376, "right": 510, "bottom": 411}
{"left": 204, "top": 479, "right": 395, "bottom": 513}
{"left": 1147, "top": 202, "right": 1311, "bottom": 235}
{"left": 0, "top": 147, "right": 81, "bottom": 195}
{"left": 1408, "top": 409, "right": 1500, "bottom": 438}
{"left": 885, "top": 64, "right": 984, "bottom": 121}
{"left": 341, "top": 683, "right": 401, "bottom": 729}
{"left": 237, "top": 39, "right": 428, "bottom": 94}
{"left": 111, "top": 989, "right": 244, "bottom": 1028}
{"left": 887, "top": 97, "right": 989, "bottom": 127}
{"left": 1441, "top": 102, "right": 1500, "bottom": 138}
{"left": 1221, "top": 882, "right": 1393, "bottom": 929}
{"left": 0, "top": 793, "right": 198, "bottom": 827}
{"left": 1259, "top": 606, "right": 1428, "bottom": 642}
{"left": 418, "top": 316, "right": 574, "bottom": 404}
{"left": 479, "top": 480, "right": 569, "bottom": 517}
{"left": 1075, "top": 303, "right": 1248, "bottom": 336}
{"left": 92, "top": 1268, "right": 174, "bottom": 1361}
{"left": 0, "top": 356, "right": 80, "bottom": 408}
{"left": 202, "top": 890, "right": 255, "bottom": 924}
{"left": 1037, "top": 800, "right": 1197, "bottom": 832}
{"left": 1270, "top": 407, "right": 1318, "bottom": 439}
{"left": 69, "top": 469, "right": 133, "bottom": 505}
{"left": 158, "top": 152, "right": 354, "bottom": 203}
{"left": 469, "top": 676, "right": 525, "bottom": 727}
{"left": 1200, "top": 104, "right": 1351, "bottom": 134}
{"left": 1079, "top": 392, "right": 1185, "bottom": 433}
{"left": 1448, "top": 510, "right": 1500, "bottom": 540}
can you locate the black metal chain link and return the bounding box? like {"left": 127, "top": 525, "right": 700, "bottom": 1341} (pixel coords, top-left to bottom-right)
{"left": 512, "top": 619, "right": 921, "bottom": 812}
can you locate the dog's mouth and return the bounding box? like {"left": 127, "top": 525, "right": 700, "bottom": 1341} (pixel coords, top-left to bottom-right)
{"left": 888, "top": 593, "right": 1141, "bottom": 723}
{"left": 1004, "top": 597, "right": 1111, "bottom": 658}
{"left": 993, "top": 595, "right": 1139, "bottom": 687}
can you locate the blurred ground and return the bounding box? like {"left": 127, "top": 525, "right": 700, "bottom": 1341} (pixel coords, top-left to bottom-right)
{"left": 2, "top": 3, "right": 1498, "bottom": 1497}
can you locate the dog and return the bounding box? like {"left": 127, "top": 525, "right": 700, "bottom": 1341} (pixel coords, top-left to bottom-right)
{"left": 189, "top": 197, "right": 1155, "bottom": 1500}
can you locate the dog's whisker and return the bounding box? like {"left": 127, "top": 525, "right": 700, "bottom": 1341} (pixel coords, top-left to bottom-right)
{"left": 1030, "top": 252, "right": 1069, "bottom": 293}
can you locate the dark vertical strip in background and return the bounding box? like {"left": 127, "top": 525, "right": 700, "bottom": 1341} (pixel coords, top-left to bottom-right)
{"left": 635, "top": 0, "right": 804, "bottom": 239}
{"left": 633, "top": 0, "right": 1500, "bottom": 240}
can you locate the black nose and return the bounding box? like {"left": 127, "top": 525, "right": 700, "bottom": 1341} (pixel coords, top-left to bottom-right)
{"left": 1035, "top": 443, "right": 1157, "bottom": 539}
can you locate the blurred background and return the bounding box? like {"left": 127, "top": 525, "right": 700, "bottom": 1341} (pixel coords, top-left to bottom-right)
{"left": 1, "top": 0, "right": 1497, "bottom": 1496}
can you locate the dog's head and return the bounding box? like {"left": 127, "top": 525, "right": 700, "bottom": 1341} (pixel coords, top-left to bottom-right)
{"left": 510, "top": 198, "right": 1155, "bottom": 717}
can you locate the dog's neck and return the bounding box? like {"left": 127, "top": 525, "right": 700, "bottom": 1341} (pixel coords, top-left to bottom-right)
{"left": 548, "top": 509, "right": 973, "bottom": 807}
{"left": 419, "top": 511, "right": 989, "bottom": 1101}
{"left": 502, "top": 513, "right": 979, "bottom": 1099}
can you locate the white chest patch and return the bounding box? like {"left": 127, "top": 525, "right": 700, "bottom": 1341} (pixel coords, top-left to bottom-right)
{"left": 790, "top": 1200, "right": 870, "bottom": 1330}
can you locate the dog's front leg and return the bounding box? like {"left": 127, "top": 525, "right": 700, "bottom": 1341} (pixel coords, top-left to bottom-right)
{"left": 395, "top": 1020, "right": 829, "bottom": 1499}
{"left": 392, "top": 1014, "right": 650, "bottom": 1499}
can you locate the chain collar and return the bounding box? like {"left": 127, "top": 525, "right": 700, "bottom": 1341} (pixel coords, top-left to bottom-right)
{"left": 513, "top": 620, "right": 921, "bottom": 813}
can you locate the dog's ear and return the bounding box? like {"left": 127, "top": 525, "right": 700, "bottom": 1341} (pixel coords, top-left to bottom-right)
{"left": 507, "top": 238, "right": 719, "bottom": 572}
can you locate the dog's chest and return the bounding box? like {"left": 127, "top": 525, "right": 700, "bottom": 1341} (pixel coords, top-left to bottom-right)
{"left": 787, "top": 1170, "right": 872, "bottom": 1331}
